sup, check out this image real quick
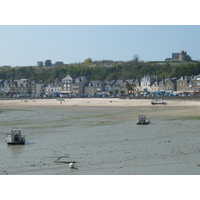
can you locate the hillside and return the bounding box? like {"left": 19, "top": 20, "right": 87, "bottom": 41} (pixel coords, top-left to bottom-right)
{"left": 1, "top": 60, "right": 200, "bottom": 83}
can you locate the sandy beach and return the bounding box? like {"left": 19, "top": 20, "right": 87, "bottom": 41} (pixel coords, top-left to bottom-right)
{"left": 1, "top": 97, "right": 200, "bottom": 107}
{"left": 0, "top": 98, "right": 200, "bottom": 175}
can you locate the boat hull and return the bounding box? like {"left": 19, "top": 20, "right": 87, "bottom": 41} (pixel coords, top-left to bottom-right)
{"left": 151, "top": 102, "right": 165, "bottom": 105}
{"left": 136, "top": 122, "right": 149, "bottom": 125}
{"left": 151, "top": 99, "right": 166, "bottom": 105}
{"left": 6, "top": 141, "right": 25, "bottom": 145}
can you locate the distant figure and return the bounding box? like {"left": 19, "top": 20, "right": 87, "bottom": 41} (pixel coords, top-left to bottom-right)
{"left": 110, "top": 101, "right": 112, "bottom": 103}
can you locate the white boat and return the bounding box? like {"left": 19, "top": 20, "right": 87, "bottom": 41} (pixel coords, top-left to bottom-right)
{"left": 5, "top": 127, "right": 25, "bottom": 145}
{"left": 151, "top": 98, "right": 165, "bottom": 105}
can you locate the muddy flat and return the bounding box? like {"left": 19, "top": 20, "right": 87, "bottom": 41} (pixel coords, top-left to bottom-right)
{"left": 0, "top": 99, "right": 200, "bottom": 175}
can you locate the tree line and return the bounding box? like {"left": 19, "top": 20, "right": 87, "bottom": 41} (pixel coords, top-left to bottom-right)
{"left": 1, "top": 60, "right": 200, "bottom": 83}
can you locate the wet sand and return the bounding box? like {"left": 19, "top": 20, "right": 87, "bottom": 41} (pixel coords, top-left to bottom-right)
{"left": 0, "top": 98, "right": 200, "bottom": 175}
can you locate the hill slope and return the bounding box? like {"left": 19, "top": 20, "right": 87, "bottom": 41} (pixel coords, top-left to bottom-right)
{"left": 0, "top": 61, "right": 200, "bottom": 83}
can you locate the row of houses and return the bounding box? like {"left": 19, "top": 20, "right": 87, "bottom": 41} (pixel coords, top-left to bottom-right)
{"left": 139, "top": 75, "right": 200, "bottom": 94}
{"left": 1, "top": 74, "right": 200, "bottom": 97}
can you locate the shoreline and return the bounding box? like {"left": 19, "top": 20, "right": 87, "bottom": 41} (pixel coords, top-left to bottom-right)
{"left": 1, "top": 98, "right": 200, "bottom": 108}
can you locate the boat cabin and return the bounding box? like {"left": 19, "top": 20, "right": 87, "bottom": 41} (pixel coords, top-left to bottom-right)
{"left": 137, "top": 115, "right": 150, "bottom": 125}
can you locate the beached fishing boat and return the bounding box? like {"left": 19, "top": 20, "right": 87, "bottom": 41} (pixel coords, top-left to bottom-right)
{"left": 5, "top": 127, "right": 25, "bottom": 145}
{"left": 137, "top": 115, "right": 150, "bottom": 125}
{"left": 151, "top": 98, "right": 165, "bottom": 105}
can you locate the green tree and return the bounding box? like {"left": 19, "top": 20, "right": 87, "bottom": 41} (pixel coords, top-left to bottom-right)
{"left": 115, "top": 89, "right": 119, "bottom": 95}
{"left": 132, "top": 54, "right": 140, "bottom": 63}
{"left": 121, "top": 90, "right": 125, "bottom": 95}
{"left": 125, "top": 82, "right": 131, "bottom": 93}
{"left": 109, "top": 91, "right": 113, "bottom": 96}
{"left": 45, "top": 60, "right": 52, "bottom": 66}
{"left": 84, "top": 58, "right": 92, "bottom": 64}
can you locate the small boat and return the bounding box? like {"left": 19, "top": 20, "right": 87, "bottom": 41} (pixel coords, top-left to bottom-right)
{"left": 136, "top": 115, "right": 150, "bottom": 125}
{"left": 151, "top": 98, "right": 165, "bottom": 105}
{"left": 5, "top": 127, "right": 25, "bottom": 145}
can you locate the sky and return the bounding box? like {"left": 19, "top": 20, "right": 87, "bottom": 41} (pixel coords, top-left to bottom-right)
{"left": 0, "top": 1, "right": 199, "bottom": 67}
{"left": 0, "top": 25, "right": 200, "bottom": 67}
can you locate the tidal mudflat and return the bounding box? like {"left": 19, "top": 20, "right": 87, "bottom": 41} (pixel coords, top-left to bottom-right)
{"left": 0, "top": 99, "right": 200, "bottom": 175}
